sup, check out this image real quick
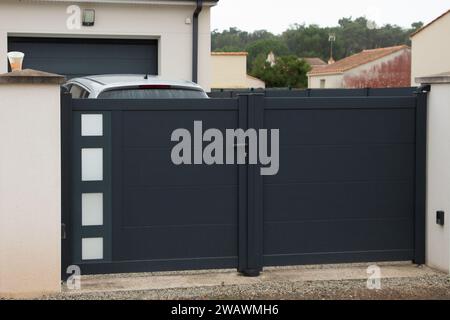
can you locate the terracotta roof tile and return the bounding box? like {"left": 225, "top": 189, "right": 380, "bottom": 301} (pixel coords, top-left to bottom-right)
{"left": 302, "top": 57, "right": 327, "bottom": 66}
{"left": 308, "top": 45, "right": 410, "bottom": 76}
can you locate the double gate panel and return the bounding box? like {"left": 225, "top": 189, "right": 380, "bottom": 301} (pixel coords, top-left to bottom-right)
{"left": 262, "top": 97, "right": 418, "bottom": 266}
{"left": 68, "top": 99, "right": 242, "bottom": 274}
{"left": 62, "top": 90, "right": 427, "bottom": 277}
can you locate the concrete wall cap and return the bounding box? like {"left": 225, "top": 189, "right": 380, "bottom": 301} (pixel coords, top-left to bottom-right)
{"left": 416, "top": 71, "right": 450, "bottom": 84}
{"left": 0, "top": 69, "right": 66, "bottom": 85}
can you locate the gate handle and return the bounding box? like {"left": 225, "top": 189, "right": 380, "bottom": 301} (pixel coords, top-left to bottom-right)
{"left": 61, "top": 223, "right": 67, "bottom": 240}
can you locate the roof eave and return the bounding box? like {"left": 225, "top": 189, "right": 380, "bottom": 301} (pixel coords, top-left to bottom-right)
{"left": 307, "top": 71, "right": 344, "bottom": 77}
{"left": 410, "top": 9, "right": 450, "bottom": 38}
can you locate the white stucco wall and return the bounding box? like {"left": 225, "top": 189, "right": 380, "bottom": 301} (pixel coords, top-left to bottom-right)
{"left": 411, "top": 12, "right": 450, "bottom": 85}
{"left": 0, "top": 0, "right": 212, "bottom": 90}
{"left": 308, "top": 73, "right": 343, "bottom": 89}
{"left": 0, "top": 83, "right": 62, "bottom": 298}
{"left": 425, "top": 83, "right": 450, "bottom": 273}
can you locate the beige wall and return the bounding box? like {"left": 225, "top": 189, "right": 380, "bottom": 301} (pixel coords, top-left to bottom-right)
{"left": 412, "top": 12, "right": 450, "bottom": 84}
{"left": 425, "top": 82, "right": 450, "bottom": 273}
{"left": 308, "top": 73, "right": 343, "bottom": 89}
{"left": 0, "top": 84, "right": 62, "bottom": 298}
{"left": 211, "top": 54, "right": 248, "bottom": 89}
{"left": 210, "top": 54, "right": 265, "bottom": 89}
{"left": 0, "top": 0, "right": 212, "bottom": 90}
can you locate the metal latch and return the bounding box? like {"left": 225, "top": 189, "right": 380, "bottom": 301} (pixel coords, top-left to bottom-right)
{"left": 61, "top": 223, "right": 67, "bottom": 240}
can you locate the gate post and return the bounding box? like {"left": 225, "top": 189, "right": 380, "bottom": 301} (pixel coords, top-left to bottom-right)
{"left": 60, "top": 89, "right": 73, "bottom": 281}
{"left": 238, "top": 94, "right": 264, "bottom": 277}
{"left": 414, "top": 88, "right": 428, "bottom": 265}
{"left": 416, "top": 73, "right": 450, "bottom": 273}
{"left": 0, "top": 70, "right": 65, "bottom": 298}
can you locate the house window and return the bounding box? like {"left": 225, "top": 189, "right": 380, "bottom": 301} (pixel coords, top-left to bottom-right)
{"left": 320, "top": 79, "right": 326, "bottom": 88}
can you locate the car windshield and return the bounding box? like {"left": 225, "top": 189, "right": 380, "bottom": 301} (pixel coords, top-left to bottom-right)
{"left": 98, "top": 88, "right": 208, "bottom": 99}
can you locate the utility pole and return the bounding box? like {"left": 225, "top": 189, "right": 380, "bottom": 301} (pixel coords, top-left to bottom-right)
{"left": 328, "top": 33, "right": 336, "bottom": 64}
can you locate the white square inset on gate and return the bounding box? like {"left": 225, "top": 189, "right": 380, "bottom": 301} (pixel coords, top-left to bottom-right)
{"left": 81, "top": 114, "right": 103, "bottom": 136}
{"left": 81, "top": 148, "right": 103, "bottom": 181}
{"left": 82, "top": 193, "right": 103, "bottom": 226}
{"left": 82, "top": 238, "right": 103, "bottom": 260}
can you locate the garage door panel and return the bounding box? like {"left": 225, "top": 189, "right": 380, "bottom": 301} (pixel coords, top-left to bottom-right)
{"left": 264, "top": 181, "right": 414, "bottom": 222}
{"left": 123, "top": 185, "right": 238, "bottom": 227}
{"left": 8, "top": 37, "right": 157, "bottom": 78}
{"left": 264, "top": 219, "right": 414, "bottom": 256}
{"left": 9, "top": 39, "right": 155, "bottom": 57}
{"left": 115, "top": 226, "right": 238, "bottom": 261}
{"left": 21, "top": 58, "right": 153, "bottom": 77}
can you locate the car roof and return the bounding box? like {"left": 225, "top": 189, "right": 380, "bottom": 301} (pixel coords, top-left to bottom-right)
{"left": 66, "top": 74, "right": 204, "bottom": 96}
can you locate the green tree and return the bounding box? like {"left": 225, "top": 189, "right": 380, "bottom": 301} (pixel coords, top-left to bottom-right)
{"left": 211, "top": 27, "right": 275, "bottom": 53}
{"left": 250, "top": 55, "right": 310, "bottom": 88}
{"left": 245, "top": 38, "right": 289, "bottom": 71}
{"left": 282, "top": 24, "right": 331, "bottom": 60}
{"left": 411, "top": 22, "right": 424, "bottom": 32}
{"left": 211, "top": 17, "right": 424, "bottom": 88}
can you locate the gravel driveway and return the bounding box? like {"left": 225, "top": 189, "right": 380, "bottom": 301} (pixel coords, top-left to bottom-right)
{"left": 32, "top": 262, "right": 450, "bottom": 300}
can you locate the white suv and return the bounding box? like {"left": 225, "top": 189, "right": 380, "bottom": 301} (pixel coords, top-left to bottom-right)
{"left": 64, "top": 74, "right": 208, "bottom": 99}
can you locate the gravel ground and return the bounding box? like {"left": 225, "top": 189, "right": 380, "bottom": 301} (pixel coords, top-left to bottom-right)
{"left": 2, "top": 263, "right": 449, "bottom": 300}
{"left": 37, "top": 273, "right": 450, "bottom": 300}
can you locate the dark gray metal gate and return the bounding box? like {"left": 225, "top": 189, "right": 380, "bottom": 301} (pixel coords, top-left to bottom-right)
{"left": 61, "top": 89, "right": 427, "bottom": 278}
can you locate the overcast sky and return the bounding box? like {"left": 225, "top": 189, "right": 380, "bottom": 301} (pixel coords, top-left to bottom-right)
{"left": 211, "top": 0, "right": 449, "bottom": 34}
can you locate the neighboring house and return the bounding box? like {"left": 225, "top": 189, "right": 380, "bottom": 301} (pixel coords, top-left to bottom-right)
{"left": 266, "top": 51, "right": 276, "bottom": 67}
{"left": 0, "top": 0, "right": 219, "bottom": 91}
{"left": 211, "top": 52, "right": 265, "bottom": 89}
{"left": 301, "top": 57, "right": 327, "bottom": 72}
{"left": 411, "top": 9, "right": 450, "bottom": 85}
{"left": 307, "top": 45, "right": 411, "bottom": 89}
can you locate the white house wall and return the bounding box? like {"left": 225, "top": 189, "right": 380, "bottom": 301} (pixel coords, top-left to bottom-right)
{"left": 0, "top": 0, "right": 212, "bottom": 90}
{"left": 308, "top": 73, "right": 343, "bottom": 89}
{"left": 411, "top": 13, "right": 450, "bottom": 85}
{"left": 425, "top": 83, "right": 450, "bottom": 273}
